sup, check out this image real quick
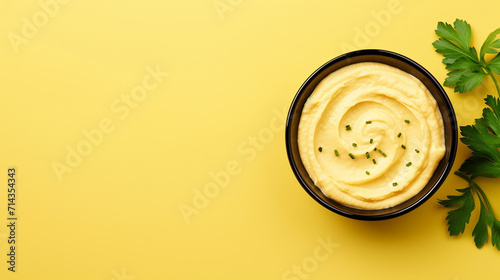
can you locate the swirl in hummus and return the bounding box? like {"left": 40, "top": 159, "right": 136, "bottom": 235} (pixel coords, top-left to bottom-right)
{"left": 298, "top": 62, "right": 445, "bottom": 210}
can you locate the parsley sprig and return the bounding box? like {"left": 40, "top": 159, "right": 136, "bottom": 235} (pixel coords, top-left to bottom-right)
{"left": 439, "top": 96, "right": 500, "bottom": 250}
{"left": 439, "top": 172, "right": 500, "bottom": 249}
{"left": 460, "top": 95, "right": 500, "bottom": 177}
{"left": 432, "top": 19, "right": 500, "bottom": 94}
{"left": 434, "top": 19, "right": 500, "bottom": 250}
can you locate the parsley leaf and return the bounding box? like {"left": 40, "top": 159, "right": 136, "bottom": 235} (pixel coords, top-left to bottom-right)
{"left": 433, "top": 20, "right": 477, "bottom": 61}
{"left": 472, "top": 196, "right": 500, "bottom": 249}
{"left": 441, "top": 172, "right": 500, "bottom": 249}
{"left": 487, "top": 55, "right": 500, "bottom": 74}
{"left": 472, "top": 203, "right": 489, "bottom": 248}
{"left": 438, "top": 186, "right": 475, "bottom": 236}
{"left": 491, "top": 219, "right": 500, "bottom": 249}
{"left": 433, "top": 19, "right": 500, "bottom": 93}
{"left": 459, "top": 95, "right": 500, "bottom": 178}
{"left": 455, "top": 71, "right": 488, "bottom": 93}
{"left": 480, "top": 28, "right": 500, "bottom": 60}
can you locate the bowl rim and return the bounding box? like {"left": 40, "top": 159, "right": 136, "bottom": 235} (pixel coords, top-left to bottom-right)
{"left": 285, "top": 49, "right": 458, "bottom": 220}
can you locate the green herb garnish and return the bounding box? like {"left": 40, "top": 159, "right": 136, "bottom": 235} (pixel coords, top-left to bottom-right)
{"left": 393, "top": 182, "right": 398, "bottom": 187}
{"left": 365, "top": 152, "right": 370, "bottom": 159}
{"left": 440, "top": 173, "right": 500, "bottom": 250}
{"left": 401, "top": 144, "right": 406, "bottom": 149}
{"left": 366, "top": 120, "right": 372, "bottom": 124}
{"left": 433, "top": 19, "right": 500, "bottom": 94}
{"left": 397, "top": 132, "right": 402, "bottom": 138}
{"left": 348, "top": 153, "right": 355, "bottom": 159}
{"left": 352, "top": 143, "right": 357, "bottom": 147}
{"left": 366, "top": 171, "right": 370, "bottom": 175}
{"left": 406, "top": 162, "right": 412, "bottom": 167}
{"left": 370, "top": 138, "right": 373, "bottom": 144}
{"left": 346, "top": 125, "right": 352, "bottom": 131}
{"left": 434, "top": 19, "right": 500, "bottom": 250}
{"left": 372, "top": 159, "right": 377, "bottom": 164}
{"left": 334, "top": 150, "right": 339, "bottom": 157}
{"left": 415, "top": 149, "right": 420, "bottom": 153}
{"left": 443, "top": 96, "right": 500, "bottom": 250}
{"left": 318, "top": 147, "right": 322, "bottom": 152}
{"left": 404, "top": 120, "right": 410, "bottom": 124}
{"left": 459, "top": 95, "right": 500, "bottom": 177}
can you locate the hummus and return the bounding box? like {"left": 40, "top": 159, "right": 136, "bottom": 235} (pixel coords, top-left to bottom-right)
{"left": 298, "top": 62, "right": 445, "bottom": 210}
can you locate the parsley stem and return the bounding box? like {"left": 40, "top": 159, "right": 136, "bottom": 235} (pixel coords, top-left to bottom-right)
{"left": 486, "top": 68, "right": 500, "bottom": 95}
{"left": 454, "top": 170, "right": 473, "bottom": 185}
{"left": 474, "top": 181, "right": 494, "bottom": 216}
{"left": 455, "top": 171, "right": 495, "bottom": 216}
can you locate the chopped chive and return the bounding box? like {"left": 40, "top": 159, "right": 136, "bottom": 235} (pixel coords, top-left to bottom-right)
{"left": 352, "top": 143, "right": 357, "bottom": 147}
{"left": 393, "top": 182, "right": 398, "bottom": 187}
{"left": 370, "top": 138, "right": 373, "bottom": 144}
{"left": 404, "top": 119, "right": 410, "bottom": 124}
{"left": 378, "top": 149, "right": 384, "bottom": 155}
{"left": 348, "top": 153, "right": 355, "bottom": 159}
{"left": 334, "top": 149, "right": 339, "bottom": 157}
{"left": 372, "top": 159, "right": 377, "bottom": 164}
{"left": 397, "top": 132, "right": 402, "bottom": 138}
{"left": 366, "top": 120, "right": 372, "bottom": 124}
{"left": 346, "top": 125, "right": 352, "bottom": 131}
{"left": 382, "top": 152, "right": 387, "bottom": 157}
{"left": 366, "top": 152, "right": 370, "bottom": 159}
{"left": 374, "top": 147, "right": 377, "bottom": 151}
{"left": 366, "top": 171, "right": 370, "bottom": 175}
{"left": 406, "top": 162, "right": 412, "bottom": 167}
{"left": 415, "top": 149, "right": 420, "bottom": 153}
{"left": 401, "top": 144, "right": 406, "bottom": 149}
{"left": 318, "top": 147, "right": 323, "bottom": 152}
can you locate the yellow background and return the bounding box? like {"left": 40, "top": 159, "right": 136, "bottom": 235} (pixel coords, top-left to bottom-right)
{"left": 1, "top": 0, "right": 499, "bottom": 279}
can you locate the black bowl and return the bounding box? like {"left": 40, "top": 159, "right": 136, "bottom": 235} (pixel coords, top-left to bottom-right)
{"left": 285, "top": 49, "right": 458, "bottom": 220}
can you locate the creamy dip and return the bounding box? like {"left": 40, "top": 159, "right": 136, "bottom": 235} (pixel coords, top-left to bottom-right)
{"left": 298, "top": 62, "right": 445, "bottom": 210}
